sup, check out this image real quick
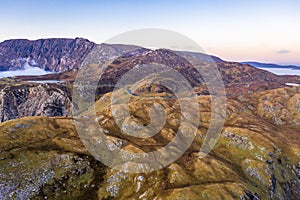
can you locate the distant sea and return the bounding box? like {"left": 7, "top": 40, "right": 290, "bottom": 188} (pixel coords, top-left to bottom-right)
{"left": 242, "top": 62, "right": 300, "bottom": 76}
{"left": 258, "top": 67, "right": 300, "bottom": 76}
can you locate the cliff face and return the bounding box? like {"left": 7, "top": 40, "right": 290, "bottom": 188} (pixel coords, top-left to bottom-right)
{"left": 0, "top": 38, "right": 95, "bottom": 72}
{"left": 0, "top": 38, "right": 151, "bottom": 73}
{"left": 0, "top": 81, "right": 72, "bottom": 122}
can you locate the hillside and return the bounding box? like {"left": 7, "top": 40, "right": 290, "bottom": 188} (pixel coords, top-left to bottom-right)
{"left": 0, "top": 87, "right": 299, "bottom": 199}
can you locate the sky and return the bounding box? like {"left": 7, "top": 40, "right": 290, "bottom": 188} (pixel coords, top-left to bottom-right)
{"left": 0, "top": 0, "right": 299, "bottom": 65}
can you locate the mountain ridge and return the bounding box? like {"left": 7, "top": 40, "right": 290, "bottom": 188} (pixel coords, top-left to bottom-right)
{"left": 1, "top": 38, "right": 300, "bottom": 75}
{"left": 0, "top": 38, "right": 222, "bottom": 73}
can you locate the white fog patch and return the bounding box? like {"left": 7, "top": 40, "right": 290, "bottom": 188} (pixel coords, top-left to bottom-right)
{"left": 0, "top": 62, "right": 52, "bottom": 79}
{"left": 285, "top": 83, "right": 300, "bottom": 87}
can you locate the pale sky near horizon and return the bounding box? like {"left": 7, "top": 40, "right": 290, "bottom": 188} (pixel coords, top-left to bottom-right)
{"left": 0, "top": 0, "right": 299, "bottom": 65}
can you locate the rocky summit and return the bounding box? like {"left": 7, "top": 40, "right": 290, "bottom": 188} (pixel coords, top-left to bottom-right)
{"left": 0, "top": 38, "right": 299, "bottom": 200}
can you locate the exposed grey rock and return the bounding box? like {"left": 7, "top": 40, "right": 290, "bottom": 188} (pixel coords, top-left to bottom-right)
{"left": 0, "top": 83, "right": 72, "bottom": 122}
{"left": 223, "top": 130, "right": 254, "bottom": 150}
{"left": 0, "top": 38, "right": 95, "bottom": 72}
{"left": 0, "top": 38, "right": 148, "bottom": 73}
{"left": 245, "top": 166, "right": 266, "bottom": 184}
{"left": 15, "top": 123, "right": 30, "bottom": 129}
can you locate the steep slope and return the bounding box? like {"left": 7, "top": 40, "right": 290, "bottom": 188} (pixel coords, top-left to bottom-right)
{"left": 0, "top": 38, "right": 148, "bottom": 72}
{"left": 0, "top": 38, "right": 95, "bottom": 72}
{"left": 0, "top": 40, "right": 152, "bottom": 122}
{"left": 0, "top": 78, "right": 72, "bottom": 122}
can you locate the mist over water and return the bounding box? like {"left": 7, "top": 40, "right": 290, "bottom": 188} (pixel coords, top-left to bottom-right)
{"left": 0, "top": 62, "right": 52, "bottom": 79}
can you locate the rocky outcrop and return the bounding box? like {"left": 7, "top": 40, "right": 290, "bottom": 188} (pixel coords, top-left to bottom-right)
{"left": 240, "top": 86, "right": 300, "bottom": 126}
{"left": 0, "top": 82, "right": 72, "bottom": 122}
{"left": 0, "top": 117, "right": 105, "bottom": 199}
{"left": 0, "top": 150, "right": 100, "bottom": 199}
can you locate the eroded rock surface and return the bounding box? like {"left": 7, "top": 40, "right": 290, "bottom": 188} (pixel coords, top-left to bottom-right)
{"left": 0, "top": 82, "right": 72, "bottom": 122}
